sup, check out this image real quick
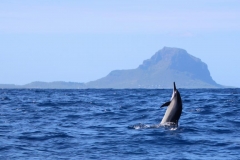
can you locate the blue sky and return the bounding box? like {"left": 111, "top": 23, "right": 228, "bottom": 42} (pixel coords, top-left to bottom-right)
{"left": 0, "top": 0, "right": 240, "bottom": 87}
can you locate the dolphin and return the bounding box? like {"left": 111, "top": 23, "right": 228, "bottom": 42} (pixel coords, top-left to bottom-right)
{"left": 160, "top": 82, "right": 182, "bottom": 126}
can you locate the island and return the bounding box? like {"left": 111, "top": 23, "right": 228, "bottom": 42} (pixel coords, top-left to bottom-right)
{"left": 0, "top": 47, "right": 222, "bottom": 89}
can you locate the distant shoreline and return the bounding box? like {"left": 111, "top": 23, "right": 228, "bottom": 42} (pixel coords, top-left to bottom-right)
{"left": 0, "top": 81, "right": 234, "bottom": 90}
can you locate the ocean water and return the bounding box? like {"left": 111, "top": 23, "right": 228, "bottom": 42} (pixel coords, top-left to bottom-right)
{"left": 0, "top": 88, "right": 239, "bottom": 160}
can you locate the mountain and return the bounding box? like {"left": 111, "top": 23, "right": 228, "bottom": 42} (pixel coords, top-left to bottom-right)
{"left": 0, "top": 84, "right": 18, "bottom": 89}
{"left": 0, "top": 47, "right": 222, "bottom": 89}
{"left": 0, "top": 81, "right": 85, "bottom": 89}
{"left": 23, "top": 81, "right": 86, "bottom": 89}
{"left": 86, "top": 47, "right": 222, "bottom": 88}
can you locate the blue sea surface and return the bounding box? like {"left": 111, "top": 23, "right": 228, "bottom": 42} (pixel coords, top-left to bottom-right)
{"left": 0, "top": 88, "right": 240, "bottom": 159}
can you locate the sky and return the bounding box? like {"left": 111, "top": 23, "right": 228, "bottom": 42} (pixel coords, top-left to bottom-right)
{"left": 0, "top": 0, "right": 240, "bottom": 87}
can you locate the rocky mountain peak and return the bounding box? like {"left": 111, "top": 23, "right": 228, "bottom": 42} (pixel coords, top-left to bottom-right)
{"left": 139, "top": 47, "right": 196, "bottom": 69}
{"left": 85, "top": 47, "right": 221, "bottom": 88}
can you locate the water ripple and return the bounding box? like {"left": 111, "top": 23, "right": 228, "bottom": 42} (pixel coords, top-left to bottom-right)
{"left": 0, "top": 89, "right": 240, "bottom": 159}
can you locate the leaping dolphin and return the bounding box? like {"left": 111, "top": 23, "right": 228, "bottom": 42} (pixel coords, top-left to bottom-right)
{"left": 160, "top": 82, "right": 182, "bottom": 126}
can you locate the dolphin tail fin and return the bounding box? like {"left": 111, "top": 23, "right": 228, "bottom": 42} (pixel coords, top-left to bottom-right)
{"left": 160, "top": 101, "right": 171, "bottom": 108}
{"left": 173, "top": 82, "right": 176, "bottom": 91}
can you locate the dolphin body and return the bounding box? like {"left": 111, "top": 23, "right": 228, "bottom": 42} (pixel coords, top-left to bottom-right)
{"left": 160, "top": 82, "right": 182, "bottom": 126}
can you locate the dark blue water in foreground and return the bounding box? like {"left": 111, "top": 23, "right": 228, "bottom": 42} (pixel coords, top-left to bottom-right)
{"left": 0, "top": 89, "right": 240, "bottom": 159}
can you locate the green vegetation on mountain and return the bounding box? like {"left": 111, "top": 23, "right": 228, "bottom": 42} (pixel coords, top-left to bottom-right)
{"left": 1, "top": 47, "right": 222, "bottom": 89}
{"left": 86, "top": 47, "right": 221, "bottom": 88}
